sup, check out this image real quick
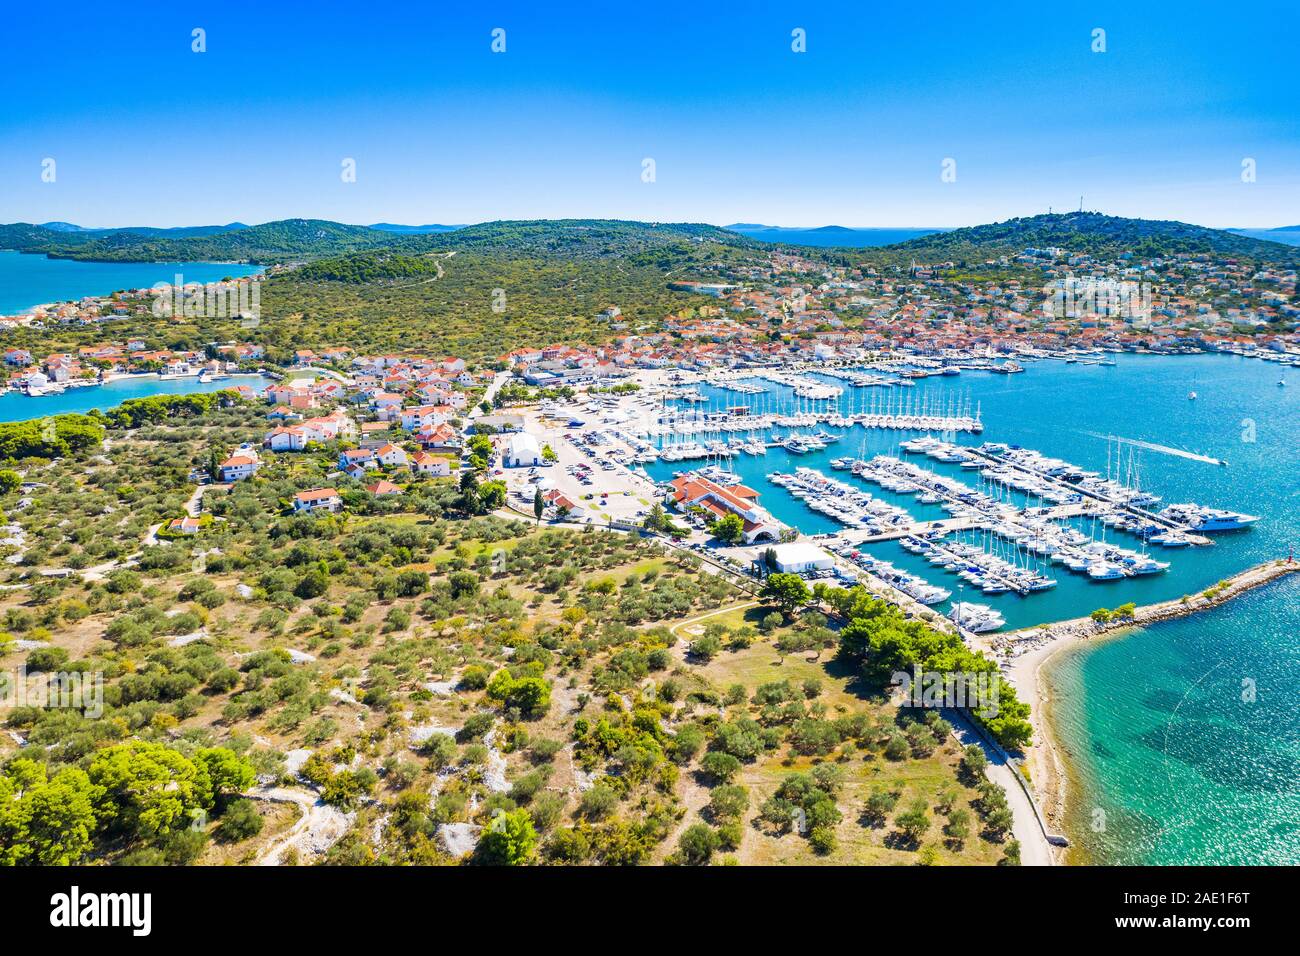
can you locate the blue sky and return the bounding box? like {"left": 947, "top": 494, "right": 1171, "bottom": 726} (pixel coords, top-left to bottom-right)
{"left": 4, "top": 0, "right": 1298, "bottom": 229}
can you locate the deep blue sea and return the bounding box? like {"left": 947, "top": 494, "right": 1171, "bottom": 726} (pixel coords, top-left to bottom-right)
{"left": 726, "top": 226, "right": 947, "bottom": 247}
{"left": 645, "top": 354, "right": 1300, "bottom": 863}
{"left": 0, "top": 250, "right": 262, "bottom": 315}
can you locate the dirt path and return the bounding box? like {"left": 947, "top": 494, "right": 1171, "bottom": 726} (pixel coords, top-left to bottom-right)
{"left": 669, "top": 601, "right": 758, "bottom": 642}
{"left": 186, "top": 482, "right": 229, "bottom": 517}
{"left": 248, "top": 786, "right": 352, "bottom": 865}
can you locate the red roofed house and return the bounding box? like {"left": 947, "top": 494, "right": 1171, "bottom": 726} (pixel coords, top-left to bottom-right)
{"left": 220, "top": 451, "right": 262, "bottom": 482}
{"left": 365, "top": 480, "right": 403, "bottom": 496}
{"left": 414, "top": 422, "right": 461, "bottom": 453}
{"left": 293, "top": 488, "right": 342, "bottom": 513}
{"left": 399, "top": 405, "right": 452, "bottom": 430}
{"left": 668, "top": 474, "right": 785, "bottom": 543}
{"left": 412, "top": 452, "right": 452, "bottom": 477}
{"left": 542, "top": 488, "right": 584, "bottom": 518}
{"left": 373, "top": 443, "right": 409, "bottom": 468}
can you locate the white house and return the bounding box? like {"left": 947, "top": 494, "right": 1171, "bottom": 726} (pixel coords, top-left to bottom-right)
{"left": 399, "top": 404, "right": 451, "bottom": 431}
{"left": 373, "top": 443, "right": 410, "bottom": 468}
{"left": 412, "top": 452, "right": 452, "bottom": 477}
{"left": 766, "top": 542, "right": 834, "bottom": 574}
{"left": 264, "top": 426, "right": 308, "bottom": 452}
{"left": 305, "top": 412, "right": 355, "bottom": 441}
{"left": 220, "top": 451, "right": 262, "bottom": 482}
{"left": 504, "top": 432, "right": 542, "bottom": 467}
{"left": 293, "top": 488, "right": 342, "bottom": 513}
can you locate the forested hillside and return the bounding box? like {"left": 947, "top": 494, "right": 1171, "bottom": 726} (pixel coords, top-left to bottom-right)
{"left": 0, "top": 218, "right": 760, "bottom": 266}
{"left": 883, "top": 212, "right": 1299, "bottom": 265}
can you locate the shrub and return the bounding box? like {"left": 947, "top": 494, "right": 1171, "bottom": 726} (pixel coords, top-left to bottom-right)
{"left": 577, "top": 783, "right": 619, "bottom": 821}
{"left": 698, "top": 751, "right": 741, "bottom": 785}
{"left": 676, "top": 823, "right": 720, "bottom": 866}
{"left": 216, "top": 799, "right": 265, "bottom": 843}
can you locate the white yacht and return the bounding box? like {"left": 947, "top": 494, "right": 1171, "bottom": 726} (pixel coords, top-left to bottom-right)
{"left": 1123, "top": 556, "right": 1170, "bottom": 575}
{"left": 948, "top": 602, "right": 1005, "bottom": 633}
{"left": 1087, "top": 562, "right": 1126, "bottom": 581}
{"left": 900, "top": 436, "right": 943, "bottom": 454}
{"left": 1159, "top": 504, "right": 1260, "bottom": 532}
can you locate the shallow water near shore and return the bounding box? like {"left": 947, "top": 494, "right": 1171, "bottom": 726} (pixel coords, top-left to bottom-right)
{"left": 645, "top": 352, "right": 1300, "bottom": 863}
{"left": 1046, "top": 577, "right": 1300, "bottom": 864}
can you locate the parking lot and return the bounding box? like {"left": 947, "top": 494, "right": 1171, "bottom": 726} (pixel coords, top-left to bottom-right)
{"left": 497, "top": 405, "right": 663, "bottom": 527}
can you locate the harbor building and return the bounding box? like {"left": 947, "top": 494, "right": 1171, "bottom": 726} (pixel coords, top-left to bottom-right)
{"left": 764, "top": 541, "right": 835, "bottom": 574}
{"left": 668, "top": 473, "right": 786, "bottom": 544}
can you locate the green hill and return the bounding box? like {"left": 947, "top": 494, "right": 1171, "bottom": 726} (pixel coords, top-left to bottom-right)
{"left": 886, "top": 212, "right": 1298, "bottom": 264}
{"left": 413, "top": 219, "right": 759, "bottom": 259}
{"left": 5, "top": 212, "right": 1293, "bottom": 268}
{"left": 0, "top": 219, "right": 399, "bottom": 263}
{"left": 0, "top": 217, "right": 758, "bottom": 265}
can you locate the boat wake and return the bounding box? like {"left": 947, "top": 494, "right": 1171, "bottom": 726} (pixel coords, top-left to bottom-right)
{"left": 1083, "top": 432, "right": 1225, "bottom": 467}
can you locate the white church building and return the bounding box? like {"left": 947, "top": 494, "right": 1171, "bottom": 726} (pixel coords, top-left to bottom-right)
{"left": 504, "top": 432, "right": 543, "bottom": 467}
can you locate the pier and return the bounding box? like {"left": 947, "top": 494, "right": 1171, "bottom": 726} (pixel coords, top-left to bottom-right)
{"left": 993, "top": 558, "right": 1299, "bottom": 652}
{"left": 953, "top": 444, "right": 1212, "bottom": 543}
{"left": 843, "top": 451, "right": 1175, "bottom": 584}
{"left": 817, "top": 501, "right": 1098, "bottom": 548}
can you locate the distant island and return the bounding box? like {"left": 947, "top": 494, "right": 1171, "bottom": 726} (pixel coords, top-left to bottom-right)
{"left": 1, "top": 212, "right": 1297, "bottom": 264}
{"left": 724, "top": 223, "right": 950, "bottom": 248}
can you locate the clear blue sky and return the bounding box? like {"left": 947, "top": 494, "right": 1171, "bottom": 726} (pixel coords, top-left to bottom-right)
{"left": 4, "top": 0, "right": 1298, "bottom": 229}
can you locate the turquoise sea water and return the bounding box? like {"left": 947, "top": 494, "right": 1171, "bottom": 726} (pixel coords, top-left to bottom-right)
{"left": 0, "top": 250, "right": 261, "bottom": 315}
{"left": 1048, "top": 578, "right": 1300, "bottom": 865}
{"left": 0, "top": 375, "right": 268, "bottom": 423}
{"left": 646, "top": 353, "right": 1299, "bottom": 863}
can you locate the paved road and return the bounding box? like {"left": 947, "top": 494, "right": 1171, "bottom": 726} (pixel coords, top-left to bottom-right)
{"left": 949, "top": 715, "right": 1056, "bottom": 866}
{"left": 470, "top": 371, "right": 512, "bottom": 421}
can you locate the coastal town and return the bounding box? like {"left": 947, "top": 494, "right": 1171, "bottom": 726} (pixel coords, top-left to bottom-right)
{"left": 2, "top": 243, "right": 1299, "bottom": 398}
{"left": 6, "top": 0, "right": 1297, "bottom": 933}
{"left": 0, "top": 223, "right": 1294, "bottom": 875}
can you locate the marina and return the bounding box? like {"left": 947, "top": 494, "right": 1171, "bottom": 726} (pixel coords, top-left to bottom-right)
{"left": 628, "top": 353, "right": 1291, "bottom": 640}
{"left": 623, "top": 364, "right": 1260, "bottom": 631}
{"left": 657, "top": 352, "right": 1298, "bottom": 867}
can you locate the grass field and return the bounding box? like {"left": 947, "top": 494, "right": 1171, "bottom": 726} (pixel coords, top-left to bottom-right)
{"left": 688, "top": 632, "right": 1008, "bottom": 866}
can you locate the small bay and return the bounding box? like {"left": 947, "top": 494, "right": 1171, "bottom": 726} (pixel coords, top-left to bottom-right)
{"left": 0, "top": 249, "right": 261, "bottom": 315}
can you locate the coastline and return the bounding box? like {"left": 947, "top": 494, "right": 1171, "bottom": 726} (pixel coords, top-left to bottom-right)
{"left": 8, "top": 369, "right": 272, "bottom": 397}
{"left": 0, "top": 249, "right": 263, "bottom": 317}
{"left": 0, "top": 370, "right": 273, "bottom": 423}
{"left": 1001, "top": 558, "right": 1300, "bottom": 863}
